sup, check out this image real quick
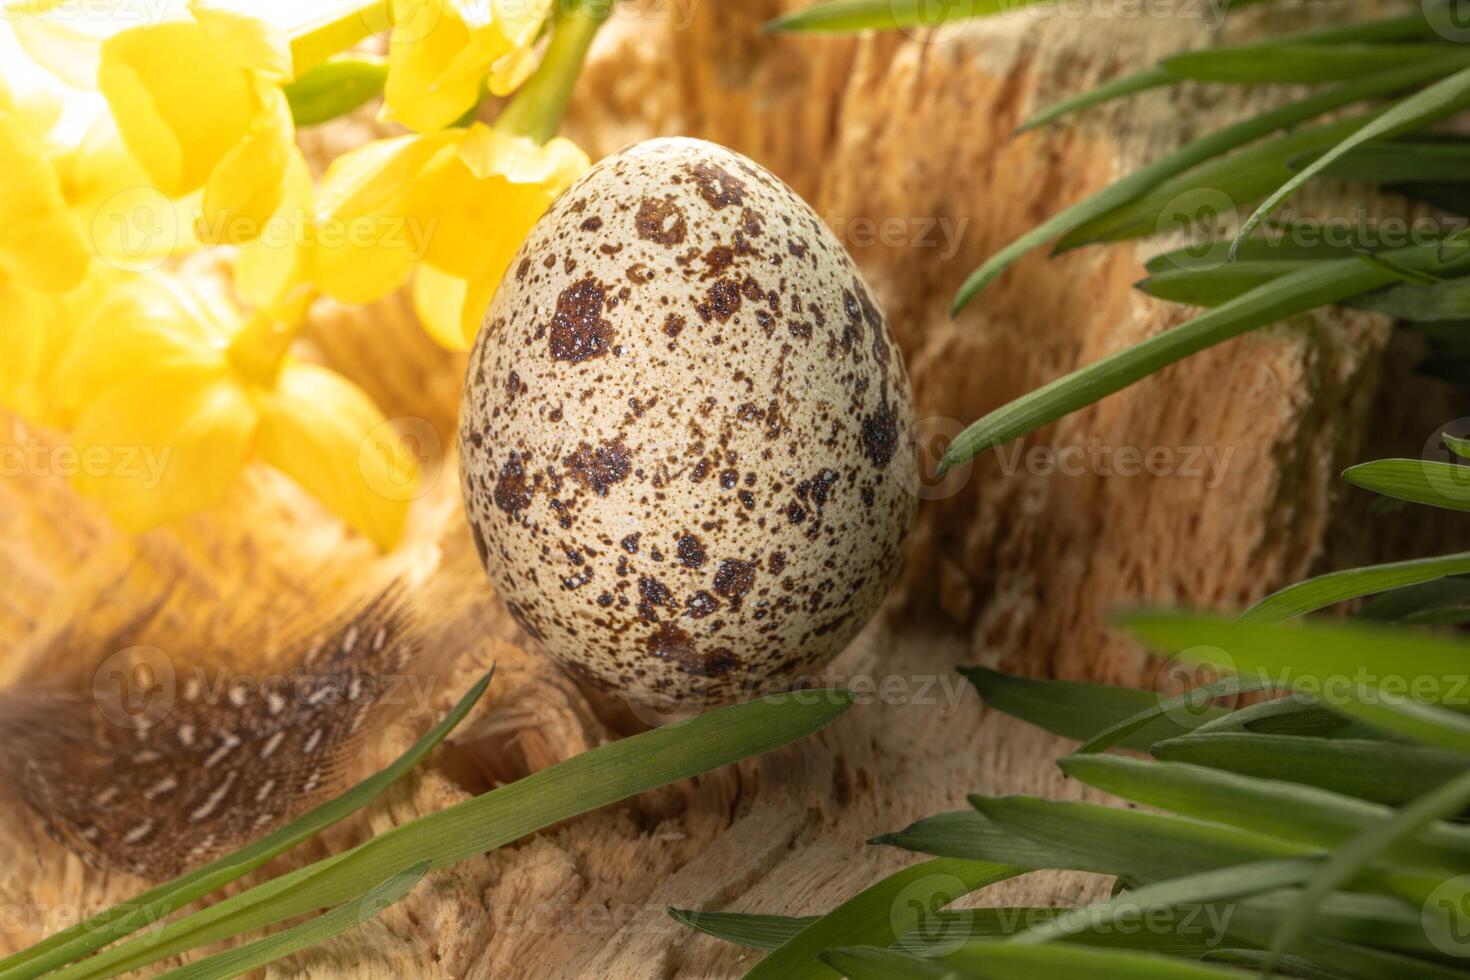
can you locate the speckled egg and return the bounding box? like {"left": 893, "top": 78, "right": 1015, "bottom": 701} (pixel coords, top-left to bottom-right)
{"left": 459, "top": 137, "right": 917, "bottom": 707}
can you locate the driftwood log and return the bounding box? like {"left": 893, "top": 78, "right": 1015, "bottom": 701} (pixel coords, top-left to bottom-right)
{"left": 0, "top": 0, "right": 1461, "bottom": 976}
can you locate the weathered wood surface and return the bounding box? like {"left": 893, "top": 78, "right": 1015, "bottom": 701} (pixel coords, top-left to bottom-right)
{"left": 0, "top": 1, "right": 1459, "bottom": 976}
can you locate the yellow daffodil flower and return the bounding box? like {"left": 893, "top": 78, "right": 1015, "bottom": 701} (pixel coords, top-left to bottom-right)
{"left": 0, "top": 77, "right": 89, "bottom": 293}
{"left": 382, "top": 0, "right": 553, "bottom": 132}
{"left": 94, "top": 3, "right": 301, "bottom": 248}
{"left": 315, "top": 123, "right": 587, "bottom": 349}
{"left": 49, "top": 274, "right": 416, "bottom": 548}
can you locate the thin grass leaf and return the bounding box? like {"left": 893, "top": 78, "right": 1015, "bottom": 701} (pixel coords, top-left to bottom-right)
{"left": 1446, "top": 433, "right": 1470, "bottom": 460}
{"left": 1344, "top": 459, "right": 1470, "bottom": 511}
{"left": 48, "top": 691, "right": 855, "bottom": 980}
{"left": 1018, "top": 67, "right": 1174, "bottom": 132}
{"left": 1199, "top": 949, "right": 1338, "bottom": 979}
{"left": 1009, "top": 858, "right": 1317, "bottom": 946}
{"left": 1019, "top": 11, "right": 1451, "bottom": 132}
{"left": 941, "top": 255, "right": 1401, "bottom": 472}
{"left": 764, "top": 0, "right": 1042, "bottom": 33}
{"left": 1059, "top": 755, "right": 1470, "bottom": 867}
{"left": 960, "top": 666, "right": 1226, "bottom": 749}
{"left": 1193, "top": 698, "right": 1356, "bottom": 739}
{"left": 1144, "top": 234, "right": 1359, "bottom": 272}
{"left": 1232, "top": 64, "right": 1470, "bottom": 256}
{"left": 1303, "top": 139, "right": 1470, "bottom": 182}
{"left": 1242, "top": 552, "right": 1470, "bottom": 622}
{"left": 1064, "top": 112, "right": 1379, "bottom": 247}
{"left": 1075, "top": 674, "right": 1276, "bottom": 755}
{"left": 1359, "top": 576, "right": 1470, "bottom": 621}
{"left": 0, "top": 671, "right": 494, "bottom": 980}
{"left": 1120, "top": 612, "right": 1470, "bottom": 710}
{"left": 950, "top": 58, "right": 1465, "bottom": 313}
{"left": 1354, "top": 275, "right": 1470, "bottom": 320}
{"left": 742, "top": 859, "right": 1020, "bottom": 979}
{"left": 157, "top": 862, "right": 429, "bottom": 980}
{"left": 1137, "top": 262, "right": 1316, "bottom": 307}
{"left": 817, "top": 948, "right": 954, "bottom": 980}
{"left": 1327, "top": 693, "right": 1470, "bottom": 755}
{"left": 905, "top": 941, "right": 1251, "bottom": 979}
{"left": 1151, "top": 733, "right": 1467, "bottom": 806}
{"left": 669, "top": 909, "right": 814, "bottom": 951}
{"left": 966, "top": 796, "right": 1308, "bottom": 881}
{"left": 870, "top": 810, "right": 1058, "bottom": 867}
{"left": 1267, "top": 768, "right": 1470, "bottom": 971}
{"left": 1164, "top": 44, "right": 1467, "bottom": 85}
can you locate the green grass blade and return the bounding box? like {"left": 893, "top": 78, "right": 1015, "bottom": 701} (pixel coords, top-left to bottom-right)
{"left": 870, "top": 810, "right": 1058, "bottom": 867}
{"left": 669, "top": 909, "right": 814, "bottom": 952}
{"left": 0, "top": 671, "right": 494, "bottom": 980}
{"left": 1146, "top": 234, "right": 1367, "bottom": 272}
{"left": 1059, "top": 755, "right": 1470, "bottom": 867}
{"left": 818, "top": 948, "right": 954, "bottom": 980}
{"left": 1063, "top": 112, "right": 1379, "bottom": 247}
{"left": 1137, "top": 262, "right": 1316, "bottom": 308}
{"left": 1120, "top": 611, "right": 1470, "bottom": 753}
{"left": 950, "top": 59, "right": 1462, "bottom": 313}
{"left": 1232, "top": 64, "right": 1470, "bottom": 255}
{"left": 1359, "top": 576, "right": 1470, "bottom": 622}
{"left": 942, "top": 256, "right": 1396, "bottom": 472}
{"left": 1152, "top": 733, "right": 1467, "bottom": 806}
{"left": 1446, "top": 433, "right": 1470, "bottom": 460}
{"left": 966, "top": 796, "right": 1308, "bottom": 881}
{"left": 763, "top": 0, "right": 1042, "bottom": 33}
{"left": 932, "top": 942, "right": 1252, "bottom": 978}
{"left": 1163, "top": 45, "right": 1468, "bottom": 84}
{"left": 1021, "top": 10, "right": 1453, "bottom": 131}
{"left": 1344, "top": 459, "right": 1470, "bottom": 511}
{"left": 1190, "top": 697, "right": 1355, "bottom": 739}
{"left": 1353, "top": 275, "right": 1470, "bottom": 321}
{"left": 283, "top": 57, "right": 387, "bottom": 126}
{"left": 1120, "top": 612, "right": 1470, "bottom": 709}
{"left": 1267, "top": 768, "right": 1470, "bottom": 970}
{"left": 1306, "top": 139, "right": 1470, "bottom": 182}
{"left": 1009, "top": 859, "right": 1317, "bottom": 946}
{"left": 157, "top": 861, "right": 429, "bottom": 980}
{"left": 742, "top": 859, "right": 1020, "bottom": 978}
{"left": 1075, "top": 674, "right": 1276, "bottom": 755}
{"left": 960, "top": 666, "right": 1226, "bottom": 749}
{"left": 1242, "top": 552, "right": 1470, "bottom": 622}
{"left": 49, "top": 690, "right": 854, "bottom": 980}
{"left": 1019, "top": 67, "right": 1174, "bottom": 132}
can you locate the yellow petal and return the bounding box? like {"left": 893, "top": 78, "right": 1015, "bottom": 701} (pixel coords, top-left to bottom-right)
{"left": 487, "top": 42, "right": 539, "bottom": 97}
{"left": 458, "top": 126, "right": 588, "bottom": 188}
{"left": 98, "top": 17, "right": 255, "bottom": 197}
{"left": 71, "top": 368, "right": 256, "bottom": 533}
{"left": 234, "top": 146, "right": 313, "bottom": 307}
{"left": 0, "top": 108, "right": 88, "bottom": 292}
{"left": 7, "top": 7, "right": 119, "bottom": 91}
{"left": 61, "top": 112, "right": 201, "bottom": 269}
{"left": 51, "top": 274, "right": 229, "bottom": 416}
{"left": 411, "top": 263, "right": 471, "bottom": 351}
{"left": 196, "top": 81, "right": 294, "bottom": 245}
{"left": 256, "top": 361, "right": 414, "bottom": 549}
{"left": 188, "top": 0, "right": 293, "bottom": 77}
{"left": 381, "top": 0, "right": 550, "bottom": 132}
{"left": 312, "top": 132, "right": 455, "bottom": 303}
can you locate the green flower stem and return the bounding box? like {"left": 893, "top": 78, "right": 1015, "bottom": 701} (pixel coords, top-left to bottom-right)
{"left": 496, "top": 0, "right": 613, "bottom": 145}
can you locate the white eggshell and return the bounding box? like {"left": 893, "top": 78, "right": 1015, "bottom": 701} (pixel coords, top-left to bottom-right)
{"left": 460, "top": 137, "right": 917, "bottom": 706}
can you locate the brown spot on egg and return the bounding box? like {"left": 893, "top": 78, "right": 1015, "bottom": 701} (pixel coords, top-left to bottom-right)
{"left": 861, "top": 403, "right": 899, "bottom": 469}
{"left": 636, "top": 196, "right": 687, "bottom": 245}
{"left": 563, "top": 438, "right": 631, "bottom": 496}
{"left": 713, "top": 559, "right": 756, "bottom": 609}
{"left": 676, "top": 533, "right": 707, "bottom": 568}
{"left": 492, "top": 454, "right": 532, "bottom": 514}
{"left": 549, "top": 277, "right": 614, "bottom": 363}
{"left": 688, "top": 161, "right": 746, "bottom": 210}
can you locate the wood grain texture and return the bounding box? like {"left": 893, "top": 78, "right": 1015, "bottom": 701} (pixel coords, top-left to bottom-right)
{"left": 0, "top": 1, "right": 1460, "bottom": 976}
